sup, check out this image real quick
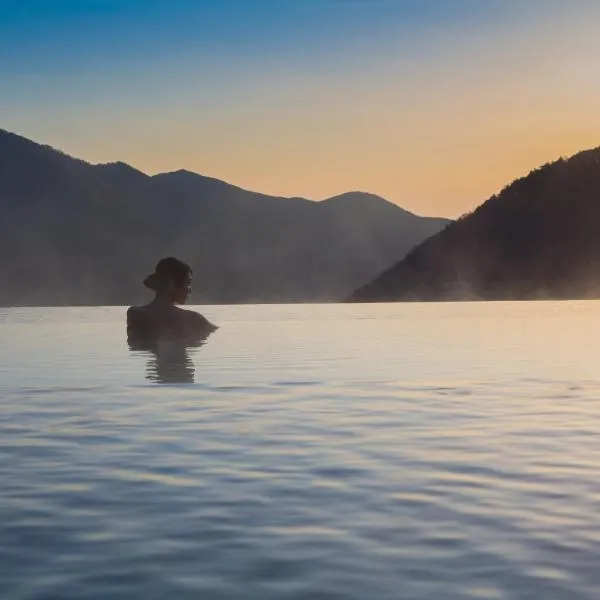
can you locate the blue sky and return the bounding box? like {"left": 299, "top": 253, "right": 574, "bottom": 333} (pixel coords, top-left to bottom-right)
{"left": 0, "top": 1, "right": 513, "bottom": 75}
{"left": 1, "top": 0, "right": 599, "bottom": 216}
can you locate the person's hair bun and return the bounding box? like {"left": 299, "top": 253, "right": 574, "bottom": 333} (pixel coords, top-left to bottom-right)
{"left": 143, "top": 273, "right": 160, "bottom": 291}
{"left": 142, "top": 257, "right": 192, "bottom": 291}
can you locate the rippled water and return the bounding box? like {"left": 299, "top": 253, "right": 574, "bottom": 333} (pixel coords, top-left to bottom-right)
{"left": 1, "top": 302, "right": 600, "bottom": 599}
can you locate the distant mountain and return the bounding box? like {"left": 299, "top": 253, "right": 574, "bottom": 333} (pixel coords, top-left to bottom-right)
{"left": 0, "top": 129, "right": 448, "bottom": 306}
{"left": 349, "top": 147, "right": 600, "bottom": 302}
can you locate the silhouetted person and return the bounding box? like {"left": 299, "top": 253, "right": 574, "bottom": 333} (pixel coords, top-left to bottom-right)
{"left": 127, "top": 257, "right": 217, "bottom": 346}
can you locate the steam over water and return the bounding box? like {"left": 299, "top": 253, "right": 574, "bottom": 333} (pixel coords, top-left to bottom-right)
{"left": 1, "top": 303, "right": 600, "bottom": 599}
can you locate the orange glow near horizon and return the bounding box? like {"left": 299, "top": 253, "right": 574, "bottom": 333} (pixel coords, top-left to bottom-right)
{"left": 5, "top": 2, "right": 600, "bottom": 218}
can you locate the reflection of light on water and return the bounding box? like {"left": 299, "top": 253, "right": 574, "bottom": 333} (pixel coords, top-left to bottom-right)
{"left": 128, "top": 336, "right": 211, "bottom": 385}
{"left": 3, "top": 304, "right": 600, "bottom": 598}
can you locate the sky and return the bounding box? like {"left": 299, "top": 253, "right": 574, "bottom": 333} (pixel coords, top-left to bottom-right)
{"left": 2, "top": 0, "right": 600, "bottom": 217}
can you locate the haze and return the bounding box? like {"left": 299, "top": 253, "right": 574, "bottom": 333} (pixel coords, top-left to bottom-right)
{"left": 2, "top": 0, "right": 600, "bottom": 217}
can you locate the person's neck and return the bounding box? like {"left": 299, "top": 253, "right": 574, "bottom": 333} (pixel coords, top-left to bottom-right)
{"left": 150, "top": 294, "right": 175, "bottom": 309}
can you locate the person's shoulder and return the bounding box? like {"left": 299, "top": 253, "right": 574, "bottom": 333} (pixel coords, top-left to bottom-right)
{"left": 180, "top": 308, "right": 218, "bottom": 333}
{"left": 127, "top": 305, "right": 141, "bottom": 321}
{"left": 127, "top": 304, "right": 150, "bottom": 321}
{"left": 128, "top": 304, "right": 151, "bottom": 313}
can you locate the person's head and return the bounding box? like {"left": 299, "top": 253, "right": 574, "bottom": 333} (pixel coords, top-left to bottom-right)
{"left": 143, "top": 257, "right": 193, "bottom": 304}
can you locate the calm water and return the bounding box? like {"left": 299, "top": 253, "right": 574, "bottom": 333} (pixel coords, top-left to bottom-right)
{"left": 1, "top": 302, "right": 600, "bottom": 599}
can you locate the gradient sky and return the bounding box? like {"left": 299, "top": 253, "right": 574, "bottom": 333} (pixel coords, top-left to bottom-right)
{"left": 2, "top": 0, "right": 600, "bottom": 217}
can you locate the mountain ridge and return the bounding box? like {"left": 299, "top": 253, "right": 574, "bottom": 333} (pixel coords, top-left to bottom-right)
{"left": 349, "top": 146, "right": 600, "bottom": 302}
{"left": 0, "top": 128, "right": 449, "bottom": 306}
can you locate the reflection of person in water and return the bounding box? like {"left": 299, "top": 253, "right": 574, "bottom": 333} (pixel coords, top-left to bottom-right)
{"left": 128, "top": 336, "right": 208, "bottom": 384}
{"left": 127, "top": 257, "right": 218, "bottom": 345}
{"left": 141, "top": 338, "right": 199, "bottom": 384}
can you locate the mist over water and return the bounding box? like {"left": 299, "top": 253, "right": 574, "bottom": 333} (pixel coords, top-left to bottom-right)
{"left": 1, "top": 303, "right": 600, "bottom": 599}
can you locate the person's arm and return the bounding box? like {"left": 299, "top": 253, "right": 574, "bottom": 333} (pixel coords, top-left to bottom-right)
{"left": 126, "top": 306, "right": 139, "bottom": 332}
{"left": 127, "top": 306, "right": 150, "bottom": 349}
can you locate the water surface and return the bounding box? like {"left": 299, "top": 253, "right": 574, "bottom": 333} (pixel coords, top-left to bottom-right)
{"left": 1, "top": 303, "right": 599, "bottom": 599}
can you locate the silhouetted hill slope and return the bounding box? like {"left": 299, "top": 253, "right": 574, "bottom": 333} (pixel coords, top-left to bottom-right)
{"left": 349, "top": 147, "right": 600, "bottom": 302}
{"left": 0, "top": 129, "right": 448, "bottom": 305}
